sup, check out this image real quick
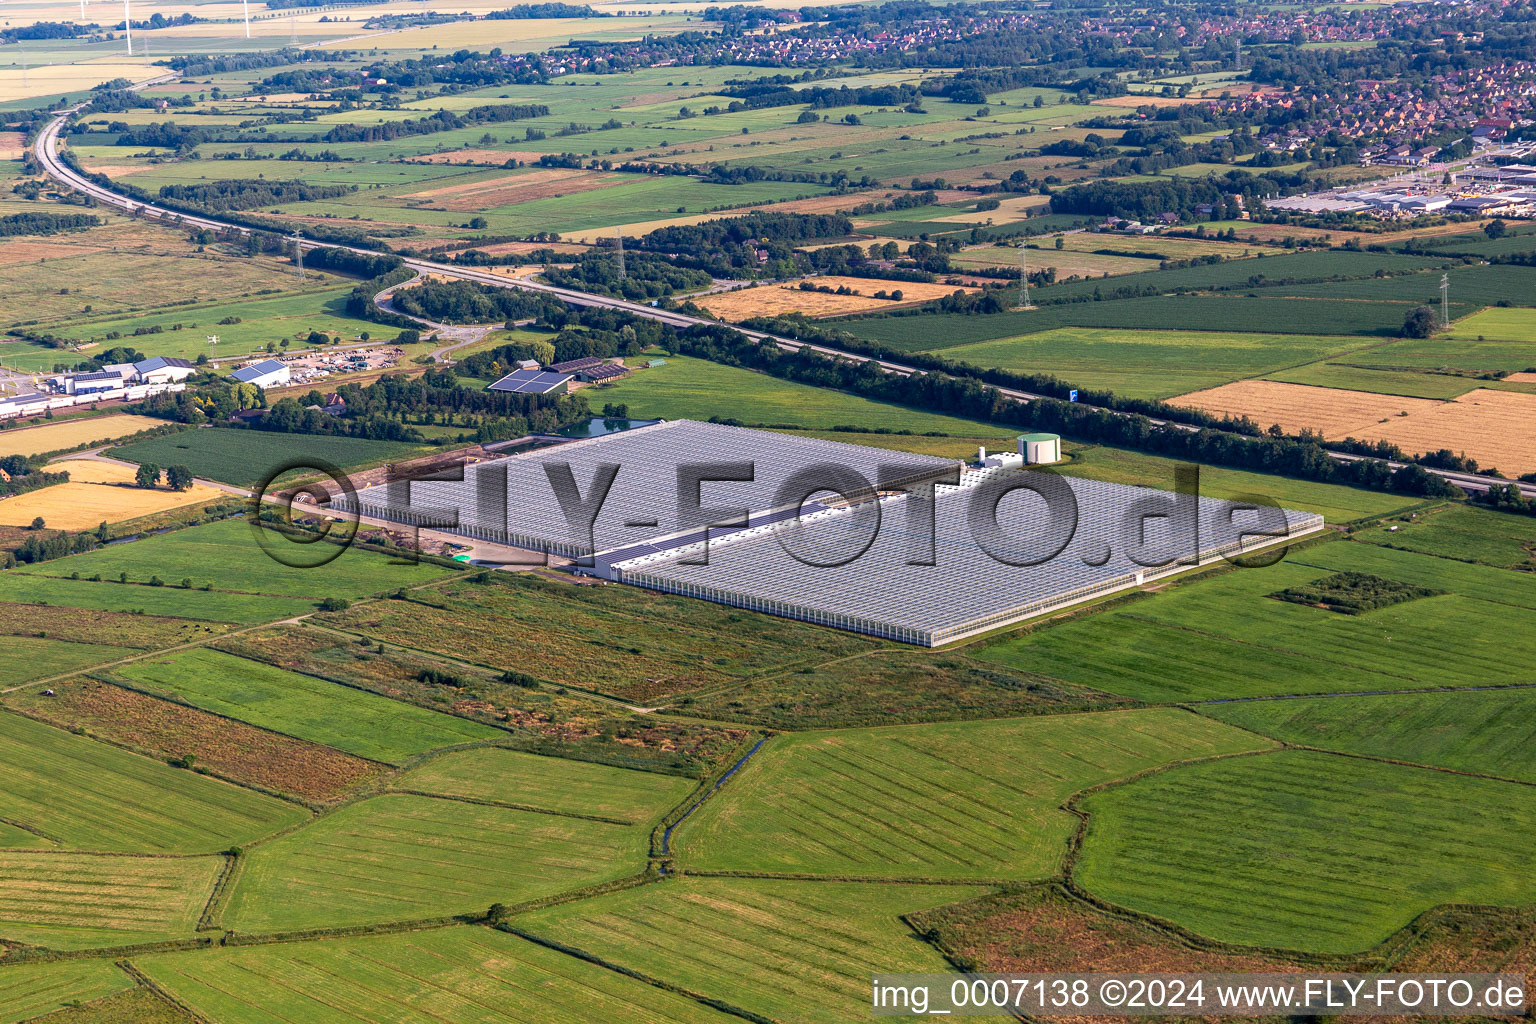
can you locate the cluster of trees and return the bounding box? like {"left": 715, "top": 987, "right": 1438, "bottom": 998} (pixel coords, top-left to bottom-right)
{"left": 1474, "top": 482, "right": 1536, "bottom": 518}
{"left": 7, "top": 529, "right": 99, "bottom": 567}
{"left": 132, "top": 463, "right": 195, "bottom": 490}
{"left": 110, "top": 122, "right": 211, "bottom": 152}
{"left": 636, "top": 212, "right": 854, "bottom": 276}
{"left": 319, "top": 103, "right": 547, "bottom": 143}
{"left": 540, "top": 252, "right": 712, "bottom": 301}
{"left": 157, "top": 179, "right": 355, "bottom": 212}
{"left": 1049, "top": 178, "right": 1268, "bottom": 221}
{"left": 718, "top": 81, "right": 920, "bottom": 111}
{"left": 0, "top": 212, "right": 101, "bottom": 237}
{"left": 388, "top": 279, "right": 567, "bottom": 324}
{"left": 1, "top": 21, "right": 92, "bottom": 41}
{"left": 487, "top": 3, "right": 602, "bottom": 17}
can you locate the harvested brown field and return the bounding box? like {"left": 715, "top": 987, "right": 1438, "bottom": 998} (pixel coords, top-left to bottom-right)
{"left": 1, "top": 677, "right": 386, "bottom": 802}
{"left": 1170, "top": 380, "right": 1443, "bottom": 437}
{"left": 0, "top": 239, "right": 101, "bottom": 265}
{"left": 910, "top": 887, "right": 1298, "bottom": 1024}
{"left": 400, "top": 169, "right": 629, "bottom": 211}
{"left": 0, "top": 601, "right": 229, "bottom": 649}
{"left": 0, "top": 459, "right": 225, "bottom": 530}
{"left": 1350, "top": 388, "right": 1536, "bottom": 476}
{"left": 469, "top": 240, "right": 589, "bottom": 257}
{"left": 403, "top": 149, "right": 557, "bottom": 166}
{"left": 695, "top": 276, "right": 974, "bottom": 321}
{"left": 1503, "top": 371, "right": 1536, "bottom": 384}
{"left": 0, "top": 133, "right": 25, "bottom": 160}
{"left": 1, "top": 415, "right": 166, "bottom": 457}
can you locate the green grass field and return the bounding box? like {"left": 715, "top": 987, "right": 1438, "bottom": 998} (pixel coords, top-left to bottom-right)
{"left": 1202, "top": 689, "right": 1536, "bottom": 782}
{"left": 1075, "top": 750, "right": 1536, "bottom": 952}
{"left": 586, "top": 354, "right": 1007, "bottom": 434}
{"left": 43, "top": 288, "right": 378, "bottom": 364}
{"left": 0, "top": 636, "right": 128, "bottom": 688}
{"left": 0, "top": 961, "right": 136, "bottom": 1023}
{"left": 513, "top": 878, "right": 985, "bottom": 1024}
{"left": 977, "top": 539, "right": 1536, "bottom": 702}
{"left": 136, "top": 925, "right": 742, "bottom": 1024}
{"left": 111, "top": 430, "right": 426, "bottom": 488}
{"left": 114, "top": 649, "right": 500, "bottom": 764}
{"left": 16, "top": 519, "right": 454, "bottom": 604}
{"left": 929, "top": 328, "right": 1370, "bottom": 401}
{"left": 0, "top": 851, "right": 220, "bottom": 950}
{"left": 1354, "top": 504, "right": 1536, "bottom": 569}
{"left": 396, "top": 748, "right": 695, "bottom": 824}
{"left": 674, "top": 709, "right": 1268, "bottom": 879}
{"left": 0, "top": 573, "right": 311, "bottom": 624}
{"left": 0, "top": 710, "right": 305, "bottom": 854}
{"left": 1443, "top": 306, "right": 1536, "bottom": 342}
{"left": 222, "top": 794, "right": 644, "bottom": 931}
{"left": 1055, "top": 445, "right": 1419, "bottom": 523}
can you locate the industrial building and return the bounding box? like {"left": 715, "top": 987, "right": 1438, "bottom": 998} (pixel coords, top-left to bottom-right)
{"left": 333, "top": 419, "right": 1321, "bottom": 645}
{"left": 230, "top": 359, "right": 291, "bottom": 389}
{"left": 487, "top": 367, "right": 573, "bottom": 395}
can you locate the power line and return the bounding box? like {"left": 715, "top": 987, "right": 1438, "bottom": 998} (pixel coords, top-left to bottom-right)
{"left": 615, "top": 230, "right": 625, "bottom": 281}
{"left": 1440, "top": 272, "right": 1450, "bottom": 327}
{"left": 1018, "top": 243, "right": 1029, "bottom": 309}
{"left": 290, "top": 230, "right": 305, "bottom": 282}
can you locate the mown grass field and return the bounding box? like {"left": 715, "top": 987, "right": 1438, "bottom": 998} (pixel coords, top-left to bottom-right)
{"left": 0, "top": 710, "right": 306, "bottom": 854}
{"left": 674, "top": 709, "right": 1268, "bottom": 879}
{"left": 584, "top": 354, "right": 1007, "bottom": 434}
{"left": 1202, "top": 690, "right": 1536, "bottom": 783}
{"left": 111, "top": 430, "right": 426, "bottom": 488}
{"left": 976, "top": 539, "right": 1536, "bottom": 703}
{"left": 0, "top": 635, "right": 127, "bottom": 688}
{"left": 137, "top": 925, "right": 742, "bottom": 1024}
{"left": 929, "top": 328, "right": 1369, "bottom": 400}
{"left": 0, "top": 851, "right": 220, "bottom": 950}
{"left": 0, "top": 572, "right": 311, "bottom": 624}
{"left": 1075, "top": 750, "right": 1536, "bottom": 953}
{"left": 15, "top": 519, "right": 454, "bottom": 602}
{"left": 1355, "top": 504, "right": 1536, "bottom": 569}
{"left": 0, "top": 961, "right": 135, "bottom": 1024}
{"left": 397, "top": 748, "right": 695, "bottom": 824}
{"left": 114, "top": 649, "right": 500, "bottom": 764}
{"left": 41, "top": 288, "right": 378, "bottom": 364}
{"left": 1444, "top": 305, "right": 1536, "bottom": 343}
{"left": 222, "top": 794, "right": 644, "bottom": 931}
{"left": 513, "top": 878, "right": 986, "bottom": 1024}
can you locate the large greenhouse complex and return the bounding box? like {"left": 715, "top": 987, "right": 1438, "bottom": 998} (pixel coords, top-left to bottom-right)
{"left": 334, "top": 419, "right": 1323, "bottom": 645}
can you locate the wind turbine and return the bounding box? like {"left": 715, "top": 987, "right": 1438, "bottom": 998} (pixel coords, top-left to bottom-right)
{"left": 122, "top": 0, "right": 131, "bottom": 55}
{"left": 242, "top": 0, "right": 250, "bottom": 39}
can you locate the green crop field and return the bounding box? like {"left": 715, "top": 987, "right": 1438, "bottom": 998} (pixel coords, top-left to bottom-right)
{"left": 110, "top": 430, "right": 426, "bottom": 488}
{"left": 1055, "top": 445, "right": 1419, "bottom": 523}
{"left": 396, "top": 748, "right": 695, "bottom": 824}
{"left": 0, "top": 851, "right": 220, "bottom": 950}
{"left": 513, "top": 878, "right": 986, "bottom": 1024}
{"left": 0, "top": 710, "right": 305, "bottom": 854}
{"left": 977, "top": 539, "right": 1536, "bottom": 703}
{"left": 222, "top": 794, "right": 644, "bottom": 931}
{"left": 590, "top": 354, "right": 1006, "bottom": 434}
{"left": 0, "top": 961, "right": 136, "bottom": 1023}
{"left": 136, "top": 925, "right": 742, "bottom": 1024}
{"left": 1444, "top": 306, "right": 1536, "bottom": 342}
{"left": 929, "top": 328, "right": 1369, "bottom": 400}
{"left": 1354, "top": 504, "right": 1536, "bottom": 569}
{"left": 0, "top": 573, "right": 311, "bottom": 624}
{"left": 0, "top": 635, "right": 127, "bottom": 687}
{"left": 674, "top": 709, "right": 1268, "bottom": 879}
{"left": 113, "top": 649, "right": 500, "bottom": 764}
{"left": 1075, "top": 750, "right": 1536, "bottom": 953}
{"left": 1202, "top": 690, "right": 1536, "bottom": 782}
{"left": 15, "top": 519, "right": 454, "bottom": 603}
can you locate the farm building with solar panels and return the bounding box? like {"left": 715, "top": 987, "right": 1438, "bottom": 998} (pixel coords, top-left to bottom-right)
{"left": 333, "top": 420, "right": 1323, "bottom": 645}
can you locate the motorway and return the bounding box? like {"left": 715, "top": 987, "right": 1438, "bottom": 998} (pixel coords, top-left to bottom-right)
{"left": 33, "top": 107, "right": 1534, "bottom": 500}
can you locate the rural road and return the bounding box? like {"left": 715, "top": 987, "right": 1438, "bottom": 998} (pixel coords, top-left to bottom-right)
{"left": 32, "top": 107, "right": 1535, "bottom": 501}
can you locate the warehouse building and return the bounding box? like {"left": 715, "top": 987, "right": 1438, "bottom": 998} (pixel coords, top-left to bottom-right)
{"left": 487, "top": 367, "right": 573, "bottom": 395}
{"left": 230, "top": 359, "right": 291, "bottom": 389}
{"left": 334, "top": 419, "right": 1320, "bottom": 645}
